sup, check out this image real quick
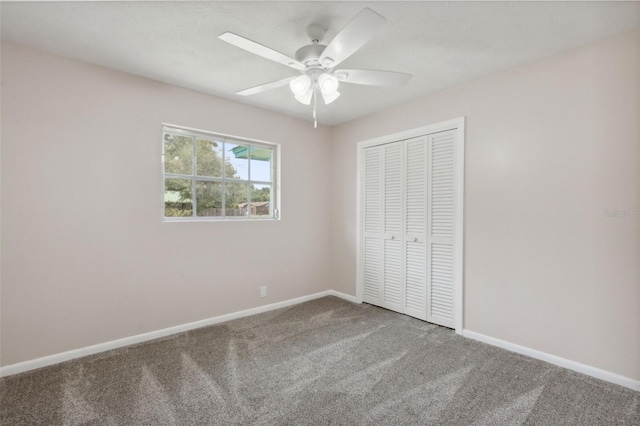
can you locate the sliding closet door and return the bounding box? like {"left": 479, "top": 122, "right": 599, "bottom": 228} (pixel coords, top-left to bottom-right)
{"left": 427, "top": 130, "right": 457, "bottom": 328}
{"left": 404, "top": 136, "right": 428, "bottom": 320}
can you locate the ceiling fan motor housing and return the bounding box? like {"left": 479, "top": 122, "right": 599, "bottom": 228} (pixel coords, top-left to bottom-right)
{"left": 295, "top": 44, "right": 326, "bottom": 68}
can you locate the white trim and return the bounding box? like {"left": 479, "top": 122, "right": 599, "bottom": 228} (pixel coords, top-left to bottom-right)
{"left": 356, "top": 117, "right": 465, "bottom": 334}
{"left": 327, "top": 290, "right": 360, "bottom": 304}
{"left": 162, "top": 123, "right": 279, "bottom": 148}
{"left": 462, "top": 330, "right": 640, "bottom": 392}
{"left": 355, "top": 144, "right": 365, "bottom": 304}
{"left": 356, "top": 118, "right": 465, "bottom": 150}
{"left": 453, "top": 119, "right": 465, "bottom": 334}
{"left": 0, "top": 290, "right": 351, "bottom": 378}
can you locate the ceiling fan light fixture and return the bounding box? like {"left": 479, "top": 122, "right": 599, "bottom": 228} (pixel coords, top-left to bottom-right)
{"left": 290, "top": 75, "right": 311, "bottom": 96}
{"left": 294, "top": 88, "right": 313, "bottom": 105}
{"left": 318, "top": 73, "right": 339, "bottom": 95}
{"left": 321, "top": 89, "right": 340, "bottom": 105}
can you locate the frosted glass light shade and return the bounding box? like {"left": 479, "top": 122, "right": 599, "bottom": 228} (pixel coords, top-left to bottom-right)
{"left": 294, "top": 89, "right": 313, "bottom": 105}
{"left": 318, "top": 73, "right": 339, "bottom": 94}
{"left": 290, "top": 75, "right": 311, "bottom": 96}
{"left": 321, "top": 90, "right": 340, "bottom": 105}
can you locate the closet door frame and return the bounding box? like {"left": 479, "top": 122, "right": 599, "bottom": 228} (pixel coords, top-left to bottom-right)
{"left": 356, "top": 117, "right": 465, "bottom": 335}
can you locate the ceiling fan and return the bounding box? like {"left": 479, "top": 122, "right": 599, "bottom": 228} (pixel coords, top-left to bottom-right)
{"left": 219, "top": 8, "right": 412, "bottom": 127}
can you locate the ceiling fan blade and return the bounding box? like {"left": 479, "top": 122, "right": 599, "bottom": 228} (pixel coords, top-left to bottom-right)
{"left": 319, "top": 8, "right": 386, "bottom": 69}
{"left": 219, "top": 32, "right": 305, "bottom": 71}
{"left": 236, "top": 77, "right": 296, "bottom": 96}
{"left": 336, "top": 69, "right": 412, "bottom": 86}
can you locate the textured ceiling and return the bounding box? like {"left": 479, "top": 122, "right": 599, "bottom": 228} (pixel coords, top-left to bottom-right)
{"left": 1, "top": 1, "right": 639, "bottom": 126}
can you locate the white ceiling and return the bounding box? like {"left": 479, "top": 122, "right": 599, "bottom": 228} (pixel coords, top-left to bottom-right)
{"left": 1, "top": 1, "right": 638, "bottom": 126}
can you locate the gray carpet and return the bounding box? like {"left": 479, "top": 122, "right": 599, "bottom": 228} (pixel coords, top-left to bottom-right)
{"left": 1, "top": 296, "right": 638, "bottom": 425}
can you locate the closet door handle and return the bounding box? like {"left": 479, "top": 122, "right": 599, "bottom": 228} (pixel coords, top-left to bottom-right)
{"left": 390, "top": 235, "right": 395, "bottom": 240}
{"left": 414, "top": 237, "right": 418, "bottom": 242}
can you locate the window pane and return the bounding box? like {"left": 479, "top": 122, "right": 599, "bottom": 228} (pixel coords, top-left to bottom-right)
{"left": 250, "top": 184, "right": 271, "bottom": 218}
{"left": 164, "top": 134, "right": 193, "bottom": 175}
{"left": 225, "top": 143, "right": 249, "bottom": 180}
{"left": 196, "top": 181, "right": 223, "bottom": 217}
{"left": 164, "top": 178, "right": 192, "bottom": 217}
{"left": 225, "top": 182, "right": 248, "bottom": 217}
{"left": 250, "top": 147, "right": 272, "bottom": 182}
{"left": 196, "top": 139, "right": 224, "bottom": 178}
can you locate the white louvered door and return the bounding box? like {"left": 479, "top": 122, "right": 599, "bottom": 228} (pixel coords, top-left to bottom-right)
{"left": 404, "top": 136, "right": 428, "bottom": 320}
{"left": 360, "top": 125, "right": 461, "bottom": 330}
{"left": 427, "top": 130, "right": 456, "bottom": 328}
{"left": 362, "top": 146, "right": 383, "bottom": 306}
{"left": 363, "top": 141, "right": 405, "bottom": 311}
{"left": 382, "top": 142, "right": 404, "bottom": 312}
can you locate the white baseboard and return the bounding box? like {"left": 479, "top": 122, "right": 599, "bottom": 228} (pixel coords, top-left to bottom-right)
{"left": 327, "top": 290, "right": 360, "bottom": 304}
{"left": 462, "top": 330, "right": 640, "bottom": 392}
{"left": 5, "top": 295, "right": 636, "bottom": 393}
{"left": 0, "top": 290, "right": 358, "bottom": 378}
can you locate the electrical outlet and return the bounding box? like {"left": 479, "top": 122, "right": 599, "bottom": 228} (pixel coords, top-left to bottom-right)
{"left": 260, "top": 286, "right": 267, "bottom": 298}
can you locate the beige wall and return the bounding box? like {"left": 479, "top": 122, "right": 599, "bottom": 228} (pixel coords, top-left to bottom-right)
{"left": 331, "top": 29, "right": 640, "bottom": 381}
{"left": 0, "top": 42, "right": 333, "bottom": 366}
{"left": 2, "top": 29, "right": 639, "bottom": 383}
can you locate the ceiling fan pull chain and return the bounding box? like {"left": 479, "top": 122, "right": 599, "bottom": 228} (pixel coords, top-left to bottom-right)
{"left": 313, "top": 85, "right": 318, "bottom": 128}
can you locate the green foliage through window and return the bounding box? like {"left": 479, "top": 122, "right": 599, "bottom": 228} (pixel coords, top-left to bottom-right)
{"left": 163, "top": 127, "right": 276, "bottom": 219}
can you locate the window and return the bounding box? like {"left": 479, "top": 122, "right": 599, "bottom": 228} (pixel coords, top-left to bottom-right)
{"left": 162, "top": 125, "right": 279, "bottom": 221}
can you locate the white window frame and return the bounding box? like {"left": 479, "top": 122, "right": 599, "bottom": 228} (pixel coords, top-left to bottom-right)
{"left": 161, "top": 124, "right": 280, "bottom": 222}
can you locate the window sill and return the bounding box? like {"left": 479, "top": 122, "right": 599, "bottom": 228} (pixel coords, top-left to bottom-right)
{"left": 162, "top": 217, "right": 279, "bottom": 223}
